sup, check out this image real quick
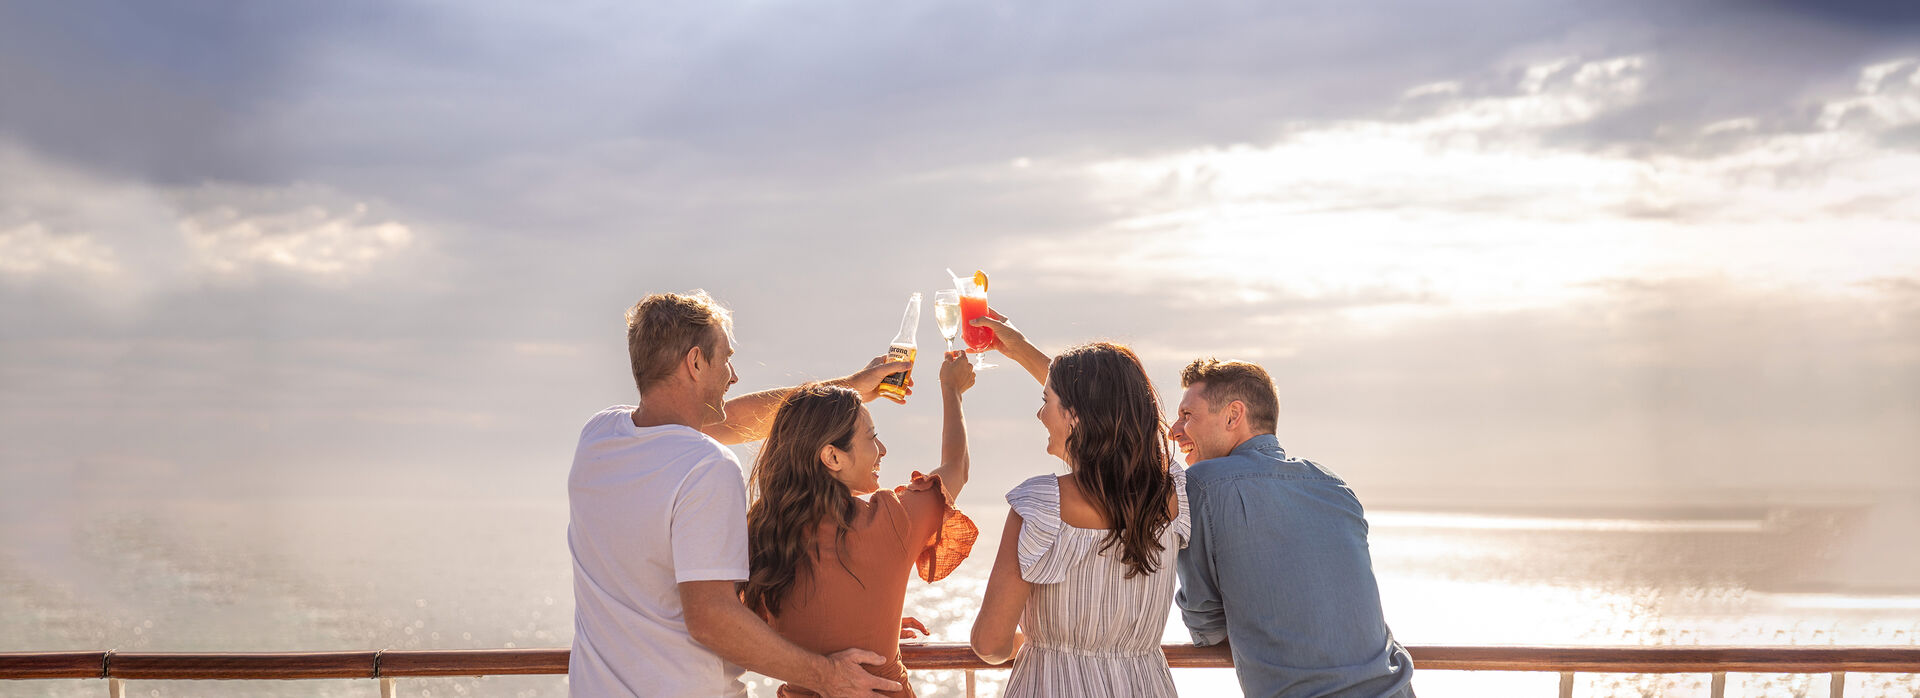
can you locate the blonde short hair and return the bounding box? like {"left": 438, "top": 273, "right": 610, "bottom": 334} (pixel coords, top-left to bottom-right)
{"left": 626, "top": 290, "right": 733, "bottom": 393}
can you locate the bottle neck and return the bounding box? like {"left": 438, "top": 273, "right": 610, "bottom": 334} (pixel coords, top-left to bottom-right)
{"left": 893, "top": 295, "right": 920, "bottom": 345}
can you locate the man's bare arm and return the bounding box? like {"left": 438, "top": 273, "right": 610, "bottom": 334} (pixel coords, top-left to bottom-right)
{"left": 701, "top": 387, "right": 792, "bottom": 445}
{"left": 701, "top": 357, "right": 912, "bottom": 445}
{"left": 680, "top": 581, "right": 899, "bottom": 697}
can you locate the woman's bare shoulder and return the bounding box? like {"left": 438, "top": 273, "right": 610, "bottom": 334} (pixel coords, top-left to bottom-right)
{"left": 1055, "top": 473, "right": 1180, "bottom": 529}
{"left": 1053, "top": 475, "right": 1110, "bottom": 529}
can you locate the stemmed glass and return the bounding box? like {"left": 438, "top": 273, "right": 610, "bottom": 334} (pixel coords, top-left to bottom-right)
{"left": 953, "top": 275, "right": 996, "bottom": 369}
{"left": 933, "top": 290, "right": 963, "bottom": 354}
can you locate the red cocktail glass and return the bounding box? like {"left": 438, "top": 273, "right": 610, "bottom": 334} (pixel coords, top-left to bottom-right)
{"left": 956, "top": 276, "right": 996, "bottom": 369}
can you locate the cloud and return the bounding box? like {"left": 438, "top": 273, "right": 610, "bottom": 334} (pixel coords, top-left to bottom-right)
{"left": 0, "top": 142, "right": 180, "bottom": 289}
{"left": 1821, "top": 58, "right": 1920, "bottom": 130}
{"left": 0, "top": 224, "right": 117, "bottom": 277}
{"left": 0, "top": 142, "right": 422, "bottom": 292}
{"left": 6, "top": 0, "right": 1885, "bottom": 192}
{"left": 1753, "top": 0, "right": 1920, "bottom": 29}
{"left": 181, "top": 200, "right": 414, "bottom": 278}
{"left": 993, "top": 55, "right": 1920, "bottom": 315}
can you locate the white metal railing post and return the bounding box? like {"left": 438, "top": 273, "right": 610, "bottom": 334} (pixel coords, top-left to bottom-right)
{"left": 107, "top": 678, "right": 124, "bottom": 698}
{"left": 1830, "top": 671, "right": 1844, "bottom": 697}
{"left": 1710, "top": 671, "right": 1726, "bottom": 698}
{"left": 381, "top": 677, "right": 398, "bottom": 698}
{"left": 1557, "top": 671, "right": 1573, "bottom": 698}
{"left": 965, "top": 669, "right": 976, "bottom": 698}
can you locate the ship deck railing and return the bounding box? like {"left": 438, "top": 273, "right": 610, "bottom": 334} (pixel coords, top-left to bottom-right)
{"left": 6, "top": 644, "right": 1920, "bottom": 697}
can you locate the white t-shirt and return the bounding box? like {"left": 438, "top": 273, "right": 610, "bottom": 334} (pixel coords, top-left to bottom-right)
{"left": 568, "top": 406, "right": 750, "bottom": 698}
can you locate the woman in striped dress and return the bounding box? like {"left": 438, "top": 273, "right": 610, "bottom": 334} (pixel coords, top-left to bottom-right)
{"left": 965, "top": 310, "right": 1189, "bottom": 698}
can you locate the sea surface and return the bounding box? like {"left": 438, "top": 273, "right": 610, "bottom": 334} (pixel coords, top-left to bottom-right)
{"left": 4, "top": 499, "right": 1918, "bottom": 698}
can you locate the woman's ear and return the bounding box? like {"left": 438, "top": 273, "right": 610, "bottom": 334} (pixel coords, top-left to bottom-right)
{"left": 818, "top": 443, "right": 845, "bottom": 473}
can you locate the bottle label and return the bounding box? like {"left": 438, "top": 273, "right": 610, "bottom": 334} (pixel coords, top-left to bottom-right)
{"left": 879, "top": 345, "right": 915, "bottom": 390}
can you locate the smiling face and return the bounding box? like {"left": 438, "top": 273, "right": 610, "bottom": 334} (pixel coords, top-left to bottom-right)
{"left": 821, "top": 405, "right": 885, "bottom": 495}
{"left": 1166, "top": 403, "right": 1199, "bottom": 466}
{"left": 1171, "top": 385, "right": 1235, "bottom": 463}
{"left": 1037, "top": 379, "right": 1076, "bottom": 464}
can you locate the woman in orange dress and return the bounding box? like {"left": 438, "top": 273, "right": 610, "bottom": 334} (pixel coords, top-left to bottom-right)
{"left": 744, "top": 351, "right": 980, "bottom": 698}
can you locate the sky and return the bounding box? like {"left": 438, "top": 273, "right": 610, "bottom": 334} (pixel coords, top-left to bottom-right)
{"left": 2, "top": 0, "right": 1918, "bottom": 521}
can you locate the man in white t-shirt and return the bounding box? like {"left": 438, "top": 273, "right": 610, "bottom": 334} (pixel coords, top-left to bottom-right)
{"left": 569, "top": 290, "right": 912, "bottom": 698}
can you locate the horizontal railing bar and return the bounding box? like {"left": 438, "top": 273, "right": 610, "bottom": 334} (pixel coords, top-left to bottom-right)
{"left": 4, "top": 645, "right": 1918, "bottom": 680}
{"left": 378, "top": 649, "right": 570, "bottom": 677}
{"left": 1407, "top": 646, "right": 1920, "bottom": 673}
{"left": 112, "top": 651, "right": 381, "bottom": 680}
{"left": 0, "top": 652, "right": 105, "bottom": 680}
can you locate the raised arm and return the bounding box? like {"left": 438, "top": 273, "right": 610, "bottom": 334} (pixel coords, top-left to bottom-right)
{"left": 927, "top": 351, "right": 975, "bottom": 496}
{"left": 680, "top": 582, "right": 900, "bottom": 697}
{"left": 969, "top": 308, "right": 1049, "bottom": 385}
{"left": 702, "top": 355, "right": 913, "bottom": 445}
{"left": 701, "top": 387, "right": 795, "bottom": 445}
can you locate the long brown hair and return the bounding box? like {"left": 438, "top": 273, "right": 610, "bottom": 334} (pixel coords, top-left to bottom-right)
{"left": 742, "top": 383, "right": 863, "bottom": 616}
{"left": 1049, "top": 342, "right": 1177, "bottom": 579}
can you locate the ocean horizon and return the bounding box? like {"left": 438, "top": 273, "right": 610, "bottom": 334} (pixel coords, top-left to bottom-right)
{"left": 7, "top": 493, "right": 1918, "bottom": 698}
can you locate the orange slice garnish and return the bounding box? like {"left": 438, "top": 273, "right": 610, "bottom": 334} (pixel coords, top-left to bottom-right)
{"left": 973, "top": 269, "right": 989, "bottom": 292}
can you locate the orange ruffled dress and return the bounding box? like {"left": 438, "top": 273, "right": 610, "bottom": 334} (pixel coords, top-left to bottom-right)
{"left": 768, "top": 472, "right": 978, "bottom": 698}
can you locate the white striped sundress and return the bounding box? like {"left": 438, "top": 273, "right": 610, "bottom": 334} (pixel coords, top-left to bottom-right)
{"left": 1002, "top": 465, "right": 1190, "bottom": 698}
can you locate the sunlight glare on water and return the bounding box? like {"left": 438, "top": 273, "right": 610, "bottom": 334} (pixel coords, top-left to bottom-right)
{"left": 5, "top": 499, "right": 1919, "bottom": 697}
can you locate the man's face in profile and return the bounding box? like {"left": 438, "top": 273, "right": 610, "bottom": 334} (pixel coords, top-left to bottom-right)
{"left": 697, "top": 327, "right": 739, "bottom": 424}
{"left": 1168, "top": 388, "right": 1205, "bottom": 466}
{"left": 1170, "top": 386, "right": 1235, "bottom": 464}
{"left": 1167, "top": 417, "right": 1199, "bottom": 466}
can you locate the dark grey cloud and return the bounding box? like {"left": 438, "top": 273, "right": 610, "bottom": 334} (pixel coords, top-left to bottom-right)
{"left": 1751, "top": 0, "right": 1920, "bottom": 29}
{"left": 0, "top": 1, "right": 372, "bottom": 183}
{"left": 12, "top": 0, "right": 1912, "bottom": 195}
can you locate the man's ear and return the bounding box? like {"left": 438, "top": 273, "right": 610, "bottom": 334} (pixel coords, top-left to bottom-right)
{"left": 1226, "top": 400, "right": 1247, "bottom": 431}
{"left": 682, "top": 344, "right": 706, "bottom": 380}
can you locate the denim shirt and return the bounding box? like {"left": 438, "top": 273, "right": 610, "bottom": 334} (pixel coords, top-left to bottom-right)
{"left": 1176, "top": 434, "right": 1416, "bottom": 698}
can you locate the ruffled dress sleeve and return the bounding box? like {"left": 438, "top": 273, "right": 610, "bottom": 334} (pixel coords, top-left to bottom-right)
{"left": 893, "top": 471, "right": 978, "bottom": 583}
{"left": 1006, "top": 474, "right": 1096, "bottom": 584}
{"left": 1169, "top": 463, "right": 1192, "bottom": 549}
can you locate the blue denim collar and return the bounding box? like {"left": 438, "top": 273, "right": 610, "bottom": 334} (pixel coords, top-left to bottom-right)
{"left": 1230, "top": 433, "right": 1285, "bottom": 459}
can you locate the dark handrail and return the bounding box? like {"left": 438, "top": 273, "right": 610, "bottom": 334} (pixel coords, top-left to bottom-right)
{"left": 5, "top": 645, "right": 1920, "bottom": 680}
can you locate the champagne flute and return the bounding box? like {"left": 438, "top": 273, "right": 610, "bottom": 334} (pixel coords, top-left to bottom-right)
{"left": 933, "top": 290, "right": 962, "bottom": 353}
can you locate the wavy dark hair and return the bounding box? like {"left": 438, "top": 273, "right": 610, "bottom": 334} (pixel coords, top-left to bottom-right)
{"left": 742, "top": 383, "right": 863, "bottom": 617}
{"left": 1049, "top": 342, "right": 1177, "bottom": 579}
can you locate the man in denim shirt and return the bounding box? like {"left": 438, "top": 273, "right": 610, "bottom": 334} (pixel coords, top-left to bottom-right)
{"left": 1168, "top": 358, "right": 1415, "bottom": 698}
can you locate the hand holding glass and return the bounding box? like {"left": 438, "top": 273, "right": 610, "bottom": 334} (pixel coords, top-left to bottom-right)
{"left": 956, "top": 279, "right": 996, "bottom": 369}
